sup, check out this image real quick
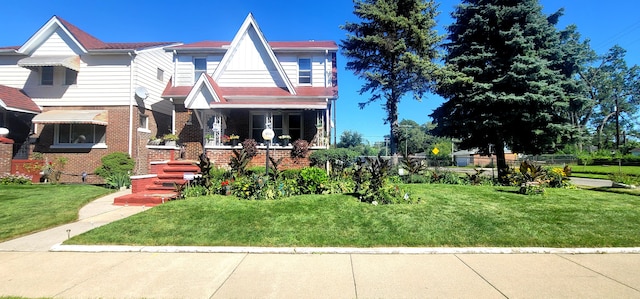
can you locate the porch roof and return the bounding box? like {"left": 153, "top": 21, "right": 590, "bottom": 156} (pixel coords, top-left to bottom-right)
{"left": 0, "top": 85, "right": 40, "bottom": 114}
{"left": 163, "top": 82, "right": 336, "bottom": 100}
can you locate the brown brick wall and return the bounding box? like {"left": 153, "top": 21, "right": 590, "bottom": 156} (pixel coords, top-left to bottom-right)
{"left": 0, "top": 142, "right": 11, "bottom": 174}
{"left": 174, "top": 105, "right": 204, "bottom": 161}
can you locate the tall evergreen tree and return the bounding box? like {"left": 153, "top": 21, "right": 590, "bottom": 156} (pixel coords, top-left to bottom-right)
{"left": 431, "top": 0, "right": 571, "bottom": 181}
{"left": 341, "top": 0, "right": 443, "bottom": 155}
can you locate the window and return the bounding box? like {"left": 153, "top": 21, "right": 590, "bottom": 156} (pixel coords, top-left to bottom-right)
{"left": 251, "top": 112, "right": 302, "bottom": 143}
{"left": 41, "top": 66, "right": 53, "bottom": 85}
{"left": 139, "top": 114, "right": 149, "bottom": 130}
{"left": 56, "top": 124, "right": 106, "bottom": 145}
{"left": 157, "top": 68, "right": 164, "bottom": 81}
{"left": 298, "top": 58, "right": 311, "bottom": 84}
{"left": 65, "top": 68, "right": 77, "bottom": 85}
{"left": 194, "top": 58, "right": 207, "bottom": 81}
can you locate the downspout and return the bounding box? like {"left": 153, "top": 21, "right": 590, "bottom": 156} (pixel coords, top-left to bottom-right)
{"left": 128, "top": 51, "right": 134, "bottom": 156}
{"left": 172, "top": 50, "right": 178, "bottom": 135}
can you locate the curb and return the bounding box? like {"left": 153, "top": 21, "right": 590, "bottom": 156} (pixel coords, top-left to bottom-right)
{"left": 50, "top": 244, "right": 640, "bottom": 254}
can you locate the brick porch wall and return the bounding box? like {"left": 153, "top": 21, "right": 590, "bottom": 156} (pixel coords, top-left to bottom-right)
{"left": 0, "top": 142, "right": 11, "bottom": 174}
{"left": 205, "top": 148, "right": 314, "bottom": 170}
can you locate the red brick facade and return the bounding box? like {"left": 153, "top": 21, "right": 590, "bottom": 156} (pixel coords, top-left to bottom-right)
{"left": 205, "top": 148, "right": 312, "bottom": 170}
{"left": 30, "top": 106, "right": 172, "bottom": 183}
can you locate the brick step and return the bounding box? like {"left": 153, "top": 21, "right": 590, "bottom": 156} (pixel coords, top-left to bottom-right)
{"left": 113, "top": 192, "right": 178, "bottom": 206}
{"left": 157, "top": 173, "right": 189, "bottom": 180}
{"left": 146, "top": 185, "right": 179, "bottom": 191}
{"left": 154, "top": 179, "right": 188, "bottom": 186}
{"left": 167, "top": 160, "right": 198, "bottom": 165}
{"left": 161, "top": 165, "right": 200, "bottom": 173}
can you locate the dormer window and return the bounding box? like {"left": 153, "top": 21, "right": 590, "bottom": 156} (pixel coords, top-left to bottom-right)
{"left": 194, "top": 58, "right": 207, "bottom": 81}
{"left": 41, "top": 66, "right": 53, "bottom": 85}
{"left": 298, "top": 58, "right": 311, "bottom": 84}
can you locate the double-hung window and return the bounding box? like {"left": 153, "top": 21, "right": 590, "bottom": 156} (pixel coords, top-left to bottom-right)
{"left": 298, "top": 58, "right": 311, "bottom": 84}
{"left": 194, "top": 58, "right": 207, "bottom": 81}
{"left": 41, "top": 66, "right": 54, "bottom": 85}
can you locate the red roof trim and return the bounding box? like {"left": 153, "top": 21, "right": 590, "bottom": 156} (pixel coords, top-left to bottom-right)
{"left": 168, "top": 40, "right": 337, "bottom": 50}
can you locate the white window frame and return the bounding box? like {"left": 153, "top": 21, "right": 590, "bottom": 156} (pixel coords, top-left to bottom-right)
{"left": 194, "top": 58, "right": 207, "bottom": 82}
{"left": 298, "top": 58, "right": 312, "bottom": 85}
{"left": 157, "top": 68, "right": 164, "bottom": 81}
{"left": 52, "top": 123, "right": 107, "bottom": 149}
{"left": 138, "top": 114, "right": 150, "bottom": 133}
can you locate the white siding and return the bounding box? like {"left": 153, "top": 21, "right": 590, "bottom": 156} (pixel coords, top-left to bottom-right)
{"left": 24, "top": 55, "right": 132, "bottom": 107}
{"left": 0, "top": 57, "right": 31, "bottom": 88}
{"left": 216, "top": 29, "right": 281, "bottom": 87}
{"left": 31, "top": 28, "right": 82, "bottom": 56}
{"left": 174, "top": 54, "right": 222, "bottom": 87}
{"left": 133, "top": 47, "right": 174, "bottom": 115}
{"left": 277, "top": 52, "right": 333, "bottom": 87}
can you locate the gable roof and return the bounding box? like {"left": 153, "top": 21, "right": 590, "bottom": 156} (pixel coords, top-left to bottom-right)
{"left": 212, "top": 13, "right": 296, "bottom": 95}
{"left": 184, "top": 74, "right": 226, "bottom": 109}
{"left": 0, "top": 85, "right": 40, "bottom": 114}
{"left": 17, "top": 16, "right": 177, "bottom": 55}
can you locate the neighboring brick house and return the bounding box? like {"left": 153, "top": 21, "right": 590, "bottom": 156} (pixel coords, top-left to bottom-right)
{"left": 0, "top": 16, "right": 179, "bottom": 182}
{"left": 0, "top": 14, "right": 339, "bottom": 181}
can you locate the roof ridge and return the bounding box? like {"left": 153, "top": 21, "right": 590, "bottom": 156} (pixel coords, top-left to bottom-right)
{"left": 55, "top": 15, "right": 107, "bottom": 50}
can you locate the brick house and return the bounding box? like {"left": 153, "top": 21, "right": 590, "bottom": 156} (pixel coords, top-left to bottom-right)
{"left": 162, "top": 13, "right": 338, "bottom": 169}
{"left": 0, "top": 14, "right": 338, "bottom": 182}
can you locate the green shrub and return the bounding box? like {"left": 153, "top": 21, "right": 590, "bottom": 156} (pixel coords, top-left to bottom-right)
{"left": 309, "top": 148, "right": 359, "bottom": 170}
{"left": 105, "top": 172, "right": 130, "bottom": 189}
{"left": 300, "top": 167, "right": 328, "bottom": 194}
{"left": 0, "top": 173, "right": 32, "bottom": 185}
{"left": 95, "top": 152, "right": 134, "bottom": 179}
{"left": 181, "top": 184, "right": 211, "bottom": 198}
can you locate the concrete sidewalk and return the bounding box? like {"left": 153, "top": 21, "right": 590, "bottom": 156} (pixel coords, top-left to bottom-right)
{"left": 0, "top": 188, "right": 147, "bottom": 252}
{"left": 1, "top": 189, "right": 640, "bottom": 298}
{"left": 1, "top": 251, "right": 639, "bottom": 298}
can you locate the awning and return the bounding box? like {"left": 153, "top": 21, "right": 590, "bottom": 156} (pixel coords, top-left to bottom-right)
{"left": 32, "top": 110, "right": 108, "bottom": 125}
{"left": 18, "top": 56, "right": 81, "bottom": 72}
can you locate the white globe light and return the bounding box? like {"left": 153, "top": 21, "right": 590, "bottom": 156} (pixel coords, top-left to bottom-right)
{"left": 261, "top": 128, "right": 275, "bottom": 141}
{"left": 0, "top": 127, "right": 8, "bottom": 137}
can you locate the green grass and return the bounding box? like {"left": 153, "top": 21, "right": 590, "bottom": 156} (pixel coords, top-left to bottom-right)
{"left": 67, "top": 184, "right": 640, "bottom": 247}
{"left": 570, "top": 165, "right": 640, "bottom": 176}
{"left": 0, "top": 184, "right": 113, "bottom": 242}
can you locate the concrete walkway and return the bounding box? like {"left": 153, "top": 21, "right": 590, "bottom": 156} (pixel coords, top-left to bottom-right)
{"left": 1, "top": 187, "right": 640, "bottom": 298}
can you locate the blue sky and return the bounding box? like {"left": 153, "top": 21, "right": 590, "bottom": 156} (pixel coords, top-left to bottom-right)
{"left": 1, "top": 0, "right": 639, "bottom": 143}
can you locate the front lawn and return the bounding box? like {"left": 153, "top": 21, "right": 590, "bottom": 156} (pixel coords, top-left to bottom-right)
{"left": 0, "top": 184, "right": 113, "bottom": 242}
{"left": 571, "top": 165, "right": 640, "bottom": 177}
{"left": 67, "top": 184, "right": 640, "bottom": 247}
